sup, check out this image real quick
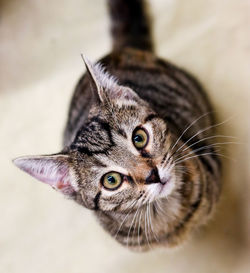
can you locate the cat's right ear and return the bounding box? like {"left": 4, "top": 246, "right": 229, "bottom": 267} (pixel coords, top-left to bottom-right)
{"left": 12, "top": 154, "right": 78, "bottom": 197}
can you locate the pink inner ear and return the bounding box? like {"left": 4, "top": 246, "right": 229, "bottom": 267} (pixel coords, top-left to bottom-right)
{"left": 13, "top": 156, "right": 76, "bottom": 195}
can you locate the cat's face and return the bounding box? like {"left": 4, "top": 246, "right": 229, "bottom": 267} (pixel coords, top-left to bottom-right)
{"left": 71, "top": 96, "right": 177, "bottom": 212}
{"left": 13, "top": 57, "right": 178, "bottom": 213}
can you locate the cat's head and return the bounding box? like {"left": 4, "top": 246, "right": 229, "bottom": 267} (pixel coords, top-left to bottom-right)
{"left": 13, "top": 57, "right": 178, "bottom": 212}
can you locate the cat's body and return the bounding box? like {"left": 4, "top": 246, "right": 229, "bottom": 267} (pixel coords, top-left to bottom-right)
{"left": 14, "top": 0, "right": 221, "bottom": 251}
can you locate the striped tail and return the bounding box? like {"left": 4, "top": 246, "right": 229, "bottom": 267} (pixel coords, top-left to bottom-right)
{"left": 107, "top": 0, "right": 154, "bottom": 52}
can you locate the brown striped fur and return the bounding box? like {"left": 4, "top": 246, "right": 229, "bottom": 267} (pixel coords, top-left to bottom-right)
{"left": 13, "top": 0, "right": 221, "bottom": 251}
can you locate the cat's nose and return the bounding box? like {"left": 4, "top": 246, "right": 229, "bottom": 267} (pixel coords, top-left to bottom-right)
{"left": 145, "top": 168, "right": 161, "bottom": 184}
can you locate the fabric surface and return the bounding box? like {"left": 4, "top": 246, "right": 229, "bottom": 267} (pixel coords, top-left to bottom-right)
{"left": 0, "top": 0, "right": 249, "bottom": 272}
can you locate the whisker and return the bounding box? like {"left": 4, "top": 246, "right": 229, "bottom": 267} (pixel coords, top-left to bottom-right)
{"left": 148, "top": 202, "right": 159, "bottom": 242}
{"left": 126, "top": 200, "right": 142, "bottom": 247}
{"left": 114, "top": 200, "right": 137, "bottom": 239}
{"left": 146, "top": 203, "right": 153, "bottom": 245}
{"left": 179, "top": 134, "right": 239, "bottom": 154}
{"left": 137, "top": 209, "right": 143, "bottom": 251}
{"left": 132, "top": 202, "right": 143, "bottom": 240}
{"left": 169, "top": 111, "right": 214, "bottom": 154}
{"left": 174, "top": 152, "right": 235, "bottom": 166}
{"left": 174, "top": 141, "right": 239, "bottom": 163}
{"left": 168, "top": 116, "right": 235, "bottom": 162}
{"left": 155, "top": 199, "right": 165, "bottom": 216}
{"left": 144, "top": 203, "right": 151, "bottom": 249}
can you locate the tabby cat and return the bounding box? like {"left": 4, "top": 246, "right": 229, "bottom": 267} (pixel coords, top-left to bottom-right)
{"left": 13, "top": 0, "right": 221, "bottom": 251}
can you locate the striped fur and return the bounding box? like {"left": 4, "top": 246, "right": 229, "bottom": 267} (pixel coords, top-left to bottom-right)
{"left": 107, "top": 0, "right": 153, "bottom": 52}
{"left": 63, "top": 48, "right": 221, "bottom": 250}
{"left": 14, "top": 0, "right": 221, "bottom": 251}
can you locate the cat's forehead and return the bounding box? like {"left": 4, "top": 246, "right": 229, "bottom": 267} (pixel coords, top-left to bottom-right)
{"left": 70, "top": 117, "right": 114, "bottom": 156}
{"left": 73, "top": 102, "right": 151, "bottom": 143}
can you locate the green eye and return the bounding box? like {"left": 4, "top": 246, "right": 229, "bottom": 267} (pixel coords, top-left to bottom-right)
{"left": 132, "top": 128, "right": 148, "bottom": 149}
{"left": 102, "top": 172, "right": 122, "bottom": 190}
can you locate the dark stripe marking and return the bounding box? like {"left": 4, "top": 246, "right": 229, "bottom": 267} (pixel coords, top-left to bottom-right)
{"left": 93, "top": 192, "right": 101, "bottom": 211}
{"left": 70, "top": 116, "right": 115, "bottom": 156}
{"left": 117, "top": 127, "right": 127, "bottom": 138}
{"left": 144, "top": 114, "right": 158, "bottom": 123}
{"left": 176, "top": 178, "right": 203, "bottom": 232}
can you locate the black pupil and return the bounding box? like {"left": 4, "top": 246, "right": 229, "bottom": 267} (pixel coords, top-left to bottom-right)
{"left": 107, "top": 175, "right": 116, "bottom": 184}
{"left": 134, "top": 134, "right": 143, "bottom": 143}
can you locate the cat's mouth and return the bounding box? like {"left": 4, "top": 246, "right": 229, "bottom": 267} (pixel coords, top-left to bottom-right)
{"left": 161, "top": 177, "right": 170, "bottom": 185}
{"left": 159, "top": 177, "right": 170, "bottom": 191}
{"left": 156, "top": 176, "right": 175, "bottom": 198}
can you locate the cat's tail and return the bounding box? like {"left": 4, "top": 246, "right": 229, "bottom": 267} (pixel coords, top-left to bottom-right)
{"left": 107, "top": 0, "right": 154, "bottom": 52}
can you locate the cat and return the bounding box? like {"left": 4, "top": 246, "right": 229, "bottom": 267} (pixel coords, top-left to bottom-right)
{"left": 13, "top": 0, "right": 221, "bottom": 251}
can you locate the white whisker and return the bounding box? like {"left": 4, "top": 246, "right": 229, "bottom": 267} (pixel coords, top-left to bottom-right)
{"left": 144, "top": 204, "right": 150, "bottom": 249}
{"left": 126, "top": 205, "right": 140, "bottom": 247}
{"left": 114, "top": 200, "right": 137, "bottom": 239}
{"left": 149, "top": 202, "right": 159, "bottom": 242}
{"left": 175, "top": 152, "right": 234, "bottom": 166}
{"left": 172, "top": 116, "right": 235, "bottom": 158}
{"left": 169, "top": 111, "right": 214, "bottom": 154}
{"left": 174, "top": 141, "right": 239, "bottom": 163}
{"left": 179, "top": 134, "right": 239, "bottom": 154}
{"left": 137, "top": 209, "right": 143, "bottom": 251}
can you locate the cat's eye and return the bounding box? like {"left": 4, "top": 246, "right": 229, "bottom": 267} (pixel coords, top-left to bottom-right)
{"left": 132, "top": 128, "right": 149, "bottom": 149}
{"left": 102, "top": 172, "right": 123, "bottom": 190}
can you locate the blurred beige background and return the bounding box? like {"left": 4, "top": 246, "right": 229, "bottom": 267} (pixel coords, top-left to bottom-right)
{"left": 0, "top": 0, "right": 249, "bottom": 272}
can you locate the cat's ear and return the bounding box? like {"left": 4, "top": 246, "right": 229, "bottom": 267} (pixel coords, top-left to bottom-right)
{"left": 13, "top": 154, "right": 77, "bottom": 196}
{"left": 82, "top": 55, "right": 139, "bottom": 105}
{"left": 82, "top": 54, "right": 108, "bottom": 103}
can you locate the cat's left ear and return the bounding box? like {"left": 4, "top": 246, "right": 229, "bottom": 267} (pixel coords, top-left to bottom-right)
{"left": 82, "top": 55, "right": 139, "bottom": 104}
{"left": 13, "top": 154, "right": 77, "bottom": 196}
